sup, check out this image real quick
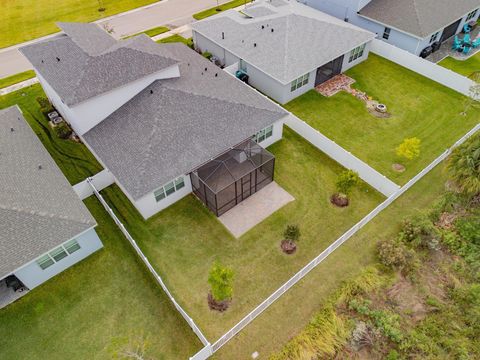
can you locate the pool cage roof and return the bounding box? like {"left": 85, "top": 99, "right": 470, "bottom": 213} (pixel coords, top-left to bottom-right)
{"left": 193, "top": 139, "right": 275, "bottom": 194}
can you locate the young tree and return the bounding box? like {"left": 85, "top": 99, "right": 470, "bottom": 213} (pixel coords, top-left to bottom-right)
{"left": 208, "top": 261, "right": 234, "bottom": 302}
{"left": 336, "top": 170, "right": 360, "bottom": 196}
{"left": 284, "top": 224, "right": 300, "bottom": 244}
{"left": 396, "top": 137, "right": 421, "bottom": 161}
{"left": 447, "top": 133, "right": 480, "bottom": 195}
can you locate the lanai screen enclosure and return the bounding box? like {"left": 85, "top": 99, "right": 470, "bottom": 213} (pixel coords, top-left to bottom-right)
{"left": 191, "top": 139, "right": 275, "bottom": 216}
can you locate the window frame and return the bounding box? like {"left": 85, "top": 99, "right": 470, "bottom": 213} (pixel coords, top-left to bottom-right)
{"left": 383, "top": 27, "right": 391, "bottom": 40}
{"left": 36, "top": 239, "right": 82, "bottom": 270}
{"left": 154, "top": 176, "right": 186, "bottom": 202}
{"left": 290, "top": 73, "right": 309, "bottom": 92}
{"left": 466, "top": 9, "right": 478, "bottom": 21}
{"left": 429, "top": 31, "right": 439, "bottom": 43}
{"left": 254, "top": 125, "right": 274, "bottom": 143}
{"left": 348, "top": 43, "right": 366, "bottom": 63}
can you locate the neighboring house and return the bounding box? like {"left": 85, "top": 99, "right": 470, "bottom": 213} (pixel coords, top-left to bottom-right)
{"left": 0, "top": 106, "right": 103, "bottom": 308}
{"left": 302, "top": 0, "right": 480, "bottom": 56}
{"left": 191, "top": 0, "right": 375, "bottom": 104}
{"left": 20, "top": 23, "right": 288, "bottom": 219}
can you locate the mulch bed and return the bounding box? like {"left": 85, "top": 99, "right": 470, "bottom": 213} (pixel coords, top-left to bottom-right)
{"left": 330, "top": 193, "right": 349, "bottom": 207}
{"left": 207, "top": 293, "right": 231, "bottom": 312}
{"left": 280, "top": 239, "right": 297, "bottom": 254}
{"left": 392, "top": 163, "right": 406, "bottom": 173}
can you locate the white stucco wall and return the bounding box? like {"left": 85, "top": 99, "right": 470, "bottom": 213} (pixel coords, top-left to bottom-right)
{"left": 14, "top": 228, "right": 103, "bottom": 289}
{"left": 341, "top": 41, "right": 371, "bottom": 72}
{"left": 257, "top": 119, "right": 284, "bottom": 148}
{"left": 36, "top": 65, "right": 180, "bottom": 135}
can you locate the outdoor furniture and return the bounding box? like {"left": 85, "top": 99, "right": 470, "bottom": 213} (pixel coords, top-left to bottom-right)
{"left": 464, "top": 33, "right": 472, "bottom": 45}
{"left": 463, "top": 23, "right": 471, "bottom": 33}
{"left": 473, "top": 38, "right": 480, "bottom": 48}
{"left": 463, "top": 44, "right": 472, "bottom": 54}
{"left": 452, "top": 35, "right": 462, "bottom": 50}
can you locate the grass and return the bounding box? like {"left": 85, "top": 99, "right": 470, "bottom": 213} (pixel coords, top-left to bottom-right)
{"left": 156, "top": 34, "right": 193, "bottom": 47}
{"left": 439, "top": 52, "right": 480, "bottom": 77}
{"left": 0, "top": 0, "right": 162, "bottom": 48}
{"left": 124, "top": 25, "right": 169, "bottom": 39}
{"left": 0, "top": 70, "right": 36, "bottom": 89}
{"left": 0, "top": 85, "right": 201, "bottom": 359}
{"left": 101, "top": 126, "right": 384, "bottom": 341}
{"left": 193, "top": 0, "right": 252, "bottom": 20}
{"left": 285, "top": 54, "right": 480, "bottom": 185}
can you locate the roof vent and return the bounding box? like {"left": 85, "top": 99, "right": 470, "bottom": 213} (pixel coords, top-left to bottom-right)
{"left": 38, "top": 164, "right": 42, "bottom": 170}
{"left": 215, "top": 73, "right": 218, "bottom": 77}
{"left": 56, "top": 57, "right": 60, "bottom": 62}
{"left": 254, "top": 43, "right": 257, "bottom": 47}
{"left": 271, "top": 28, "right": 274, "bottom": 33}
{"left": 222, "top": 32, "right": 225, "bottom": 39}
{"left": 150, "top": 90, "right": 153, "bottom": 94}
{"left": 10, "top": 127, "right": 14, "bottom": 132}
{"left": 205, "top": 67, "right": 208, "bottom": 71}
{"left": 261, "top": 25, "right": 264, "bottom": 29}
{"left": 41, "top": 60, "right": 44, "bottom": 63}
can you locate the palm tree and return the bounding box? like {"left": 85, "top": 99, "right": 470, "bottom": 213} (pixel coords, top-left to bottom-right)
{"left": 447, "top": 133, "right": 480, "bottom": 195}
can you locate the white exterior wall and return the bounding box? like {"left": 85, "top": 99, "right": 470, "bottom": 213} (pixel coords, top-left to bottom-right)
{"left": 193, "top": 31, "right": 239, "bottom": 67}
{"left": 340, "top": 41, "right": 371, "bottom": 72}
{"left": 36, "top": 65, "right": 180, "bottom": 135}
{"left": 13, "top": 228, "right": 103, "bottom": 289}
{"left": 258, "top": 119, "right": 284, "bottom": 148}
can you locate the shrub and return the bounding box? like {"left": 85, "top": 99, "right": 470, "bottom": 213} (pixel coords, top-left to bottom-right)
{"left": 456, "top": 216, "right": 480, "bottom": 245}
{"left": 202, "top": 51, "right": 212, "bottom": 60}
{"left": 36, "top": 96, "right": 53, "bottom": 112}
{"left": 377, "top": 238, "right": 419, "bottom": 276}
{"left": 284, "top": 224, "right": 300, "bottom": 242}
{"left": 54, "top": 122, "right": 72, "bottom": 139}
{"left": 396, "top": 137, "right": 421, "bottom": 161}
{"left": 335, "top": 170, "right": 360, "bottom": 195}
{"left": 399, "top": 215, "right": 440, "bottom": 250}
{"left": 208, "top": 261, "right": 234, "bottom": 302}
{"left": 447, "top": 133, "right": 480, "bottom": 195}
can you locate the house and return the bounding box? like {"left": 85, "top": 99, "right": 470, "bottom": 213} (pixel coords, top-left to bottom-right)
{"left": 20, "top": 23, "right": 288, "bottom": 219}
{"left": 191, "top": 0, "right": 375, "bottom": 104}
{"left": 0, "top": 106, "right": 103, "bottom": 308}
{"left": 302, "top": 0, "right": 480, "bottom": 56}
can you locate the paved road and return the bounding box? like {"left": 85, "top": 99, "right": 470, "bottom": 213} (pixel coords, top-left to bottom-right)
{"left": 0, "top": 0, "right": 238, "bottom": 78}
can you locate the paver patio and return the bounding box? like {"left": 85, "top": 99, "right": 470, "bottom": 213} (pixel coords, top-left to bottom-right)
{"left": 218, "top": 182, "right": 295, "bottom": 238}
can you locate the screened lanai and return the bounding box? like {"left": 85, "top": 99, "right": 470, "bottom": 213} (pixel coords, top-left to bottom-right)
{"left": 190, "top": 139, "right": 275, "bottom": 216}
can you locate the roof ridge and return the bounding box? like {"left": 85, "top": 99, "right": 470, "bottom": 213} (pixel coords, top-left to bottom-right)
{"left": 411, "top": 0, "right": 425, "bottom": 36}
{"left": 0, "top": 202, "right": 94, "bottom": 227}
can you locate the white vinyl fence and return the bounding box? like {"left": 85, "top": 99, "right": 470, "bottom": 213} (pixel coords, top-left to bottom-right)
{"left": 86, "top": 179, "right": 211, "bottom": 350}
{"left": 371, "top": 39, "right": 479, "bottom": 100}
{"left": 190, "top": 122, "right": 480, "bottom": 359}
{"left": 73, "top": 169, "right": 115, "bottom": 200}
{"left": 285, "top": 114, "right": 400, "bottom": 197}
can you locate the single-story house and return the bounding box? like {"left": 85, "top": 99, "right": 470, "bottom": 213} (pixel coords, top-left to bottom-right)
{"left": 191, "top": 0, "right": 375, "bottom": 104}
{"left": 20, "top": 23, "right": 288, "bottom": 219}
{"left": 0, "top": 106, "right": 103, "bottom": 308}
{"left": 303, "top": 0, "right": 480, "bottom": 56}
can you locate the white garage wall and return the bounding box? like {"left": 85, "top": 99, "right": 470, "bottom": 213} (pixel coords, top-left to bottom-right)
{"left": 14, "top": 228, "right": 103, "bottom": 289}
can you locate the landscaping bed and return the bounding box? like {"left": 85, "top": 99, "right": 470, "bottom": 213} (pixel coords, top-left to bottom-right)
{"left": 285, "top": 54, "right": 480, "bottom": 185}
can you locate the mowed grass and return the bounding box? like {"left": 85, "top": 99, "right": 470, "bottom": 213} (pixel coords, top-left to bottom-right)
{"left": 124, "top": 25, "right": 169, "bottom": 39}
{"left": 193, "top": 0, "right": 252, "bottom": 20}
{"left": 0, "top": 0, "right": 161, "bottom": 48}
{"left": 101, "top": 126, "right": 384, "bottom": 340}
{"left": 0, "top": 70, "right": 36, "bottom": 89}
{"left": 0, "top": 85, "right": 201, "bottom": 359}
{"left": 157, "top": 34, "right": 193, "bottom": 47}
{"left": 439, "top": 51, "right": 480, "bottom": 77}
{"left": 285, "top": 54, "right": 480, "bottom": 185}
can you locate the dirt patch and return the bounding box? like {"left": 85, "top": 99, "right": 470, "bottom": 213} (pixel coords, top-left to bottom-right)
{"left": 280, "top": 240, "right": 297, "bottom": 254}
{"left": 207, "top": 293, "right": 231, "bottom": 312}
{"left": 331, "top": 193, "right": 349, "bottom": 207}
{"left": 392, "top": 163, "right": 405, "bottom": 173}
{"left": 386, "top": 277, "right": 427, "bottom": 323}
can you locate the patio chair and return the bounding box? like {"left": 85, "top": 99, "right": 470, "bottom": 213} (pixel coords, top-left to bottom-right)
{"left": 452, "top": 35, "right": 462, "bottom": 50}
{"left": 463, "top": 23, "right": 471, "bottom": 33}
{"left": 472, "top": 38, "right": 480, "bottom": 49}
{"left": 463, "top": 44, "right": 472, "bottom": 54}
{"left": 463, "top": 33, "right": 472, "bottom": 45}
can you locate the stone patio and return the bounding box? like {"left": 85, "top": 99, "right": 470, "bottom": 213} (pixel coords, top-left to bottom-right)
{"left": 218, "top": 182, "right": 294, "bottom": 238}
{"left": 315, "top": 74, "right": 355, "bottom": 97}
{"left": 428, "top": 26, "right": 480, "bottom": 63}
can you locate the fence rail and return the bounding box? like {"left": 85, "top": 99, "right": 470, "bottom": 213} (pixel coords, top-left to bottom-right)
{"left": 87, "top": 179, "right": 210, "bottom": 348}
{"left": 206, "top": 122, "right": 480, "bottom": 355}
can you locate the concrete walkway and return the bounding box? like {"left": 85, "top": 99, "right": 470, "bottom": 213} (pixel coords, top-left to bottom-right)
{"left": 219, "top": 182, "right": 294, "bottom": 238}
{"left": 0, "top": 77, "right": 39, "bottom": 96}
{"left": 0, "top": 0, "right": 241, "bottom": 78}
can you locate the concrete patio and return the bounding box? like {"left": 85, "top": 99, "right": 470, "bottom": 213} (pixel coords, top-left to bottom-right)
{"left": 429, "top": 26, "right": 480, "bottom": 63}
{"left": 218, "top": 182, "right": 294, "bottom": 238}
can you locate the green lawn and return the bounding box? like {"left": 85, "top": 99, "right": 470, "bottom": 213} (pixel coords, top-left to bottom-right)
{"left": 439, "top": 52, "right": 480, "bottom": 77}
{"left": 0, "top": 85, "right": 201, "bottom": 359}
{"left": 0, "top": 0, "right": 162, "bottom": 48}
{"left": 285, "top": 54, "right": 480, "bottom": 185}
{"left": 0, "top": 70, "right": 36, "bottom": 89}
{"left": 193, "top": 0, "right": 252, "bottom": 20}
{"left": 124, "top": 25, "right": 169, "bottom": 39}
{"left": 101, "top": 126, "right": 384, "bottom": 341}
{"left": 157, "top": 34, "right": 193, "bottom": 47}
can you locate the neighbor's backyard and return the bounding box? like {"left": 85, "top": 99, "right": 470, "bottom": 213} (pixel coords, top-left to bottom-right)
{"left": 285, "top": 54, "right": 480, "bottom": 185}
{"left": 0, "top": 0, "right": 161, "bottom": 48}
{"left": 439, "top": 51, "right": 480, "bottom": 77}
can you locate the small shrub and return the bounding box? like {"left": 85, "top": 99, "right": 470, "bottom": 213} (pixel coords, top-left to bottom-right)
{"left": 377, "top": 238, "right": 418, "bottom": 275}
{"left": 54, "top": 122, "right": 72, "bottom": 139}
{"left": 208, "top": 261, "right": 234, "bottom": 302}
{"left": 396, "top": 137, "right": 421, "bottom": 161}
{"left": 202, "top": 51, "right": 212, "bottom": 60}
{"left": 456, "top": 216, "right": 480, "bottom": 245}
{"left": 335, "top": 170, "right": 360, "bottom": 195}
{"left": 386, "top": 349, "right": 400, "bottom": 360}
{"left": 399, "top": 215, "right": 440, "bottom": 250}
{"left": 36, "top": 96, "right": 53, "bottom": 112}
{"left": 284, "top": 224, "right": 300, "bottom": 242}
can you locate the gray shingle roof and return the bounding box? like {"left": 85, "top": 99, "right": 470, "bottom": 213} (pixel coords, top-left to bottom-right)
{"left": 359, "top": 0, "right": 480, "bottom": 38}
{"left": 192, "top": 1, "right": 375, "bottom": 84}
{"left": 0, "top": 106, "right": 96, "bottom": 279}
{"left": 84, "top": 44, "right": 287, "bottom": 200}
{"left": 20, "top": 23, "right": 178, "bottom": 106}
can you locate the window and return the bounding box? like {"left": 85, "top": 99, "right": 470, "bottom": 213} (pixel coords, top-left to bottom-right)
{"left": 154, "top": 177, "right": 185, "bottom": 202}
{"left": 35, "top": 239, "right": 82, "bottom": 270}
{"left": 290, "top": 73, "right": 309, "bottom": 92}
{"left": 348, "top": 43, "right": 366, "bottom": 63}
{"left": 466, "top": 9, "right": 478, "bottom": 21}
{"left": 253, "top": 125, "right": 274, "bottom": 143}
{"left": 383, "top": 27, "right": 391, "bottom": 40}
{"left": 429, "top": 32, "right": 439, "bottom": 43}
{"left": 64, "top": 239, "right": 81, "bottom": 254}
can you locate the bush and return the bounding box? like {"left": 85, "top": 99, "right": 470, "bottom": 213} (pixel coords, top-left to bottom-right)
{"left": 208, "top": 261, "right": 234, "bottom": 302}
{"left": 284, "top": 224, "right": 300, "bottom": 242}
{"left": 54, "top": 122, "right": 72, "bottom": 139}
{"left": 335, "top": 170, "right": 360, "bottom": 195}
{"left": 36, "top": 96, "right": 53, "bottom": 112}
{"left": 447, "top": 133, "right": 480, "bottom": 195}
{"left": 202, "top": 51, "right": 212, "bottom": 60}
{"left": 396, "top": 137, "right": 421, "bottom": 161}
{"left": 456, "top": 216, "right": 480, "bottom": 245}
{"left": 399, "top": 215, "right": 440, "bottom": 250}
{"left": 377, "top": 238, "right": 418, "bottom": 275}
